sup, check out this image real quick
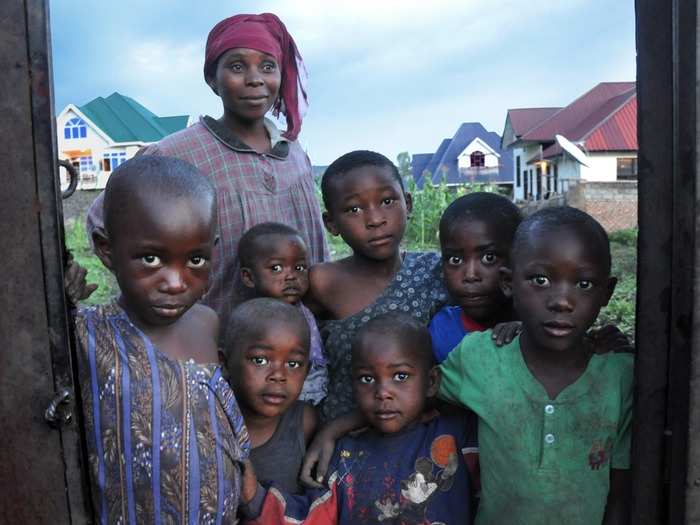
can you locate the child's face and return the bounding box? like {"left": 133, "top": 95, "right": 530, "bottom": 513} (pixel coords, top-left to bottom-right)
{"left": 323, "top": 166, "right": 412, "bottom": 261}
{"left": 352, "top": 333, "right": 438, "bottom": 434}
{"left": 228, "top": 320, "right": 309, "bottom": 420}
{"left": 504, "top": 228, "right": 615, "bottom": 354}
{"left": 208, "top": 47, "right": 281, "bottom": 124}
{"left": 97, "top": 195, "right": 214, "bottom": 328}
{"left": 441, "top": 218, "right": 510, "bottom": 324}
{"left": 241, "top": 234, "right": 309, "bottom": 305}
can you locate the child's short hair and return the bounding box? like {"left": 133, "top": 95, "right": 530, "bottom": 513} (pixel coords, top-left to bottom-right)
{"left": 351, "top": 312, "right": 435, "bottom": 370}
{"left": 238, "top": 222, "right": 304, "bottom": 268}
{"left": 439, "top": 192, "right": 522, "bottom": 247}
{"left": 224, "top": 297, "right": 310, "bottom": 357}
{"left": 513, "top": 206, "right": 611, "bottom": 274}
{"left": 321, "top": 150, "right": 404, "bottom": 210}
{"left": 103, "top": 155, "right": 215, "bottom": 238}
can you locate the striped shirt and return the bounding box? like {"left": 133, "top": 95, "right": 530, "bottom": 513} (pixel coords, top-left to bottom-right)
{"left": 75, "top": 302, "right": 250, "bottom": 524}
{"left": 86, "top": 117, "right": 329, "bottom": 324}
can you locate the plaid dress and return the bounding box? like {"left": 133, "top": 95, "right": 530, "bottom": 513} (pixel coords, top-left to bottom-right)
{"left": 87, "top": 117, "right": 328, "bottom": 324}
{"left": 75, "top": 302, "right": 250, "bottom": 524}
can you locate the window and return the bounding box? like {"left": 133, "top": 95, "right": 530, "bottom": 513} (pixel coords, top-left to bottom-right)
{"left": 536, "top": 166, "right": 542, "bottom": 200}
{"left": 617, "top": 157, "right": 638, "bottom": 180}
{"left": 103, "top": 151, "right": 127, "bottom": 171}
{"left": 79, "top": 156, "right": 93, "bottom": 173}
{"left": 546, "top": 164, "right": 551, "bottom": 192}
{"left": 516, "top": 156, "right": 521, "bottom": 187}
{"left": 63, "top": 117, "right": 87, "bottom": 139}
{"left": 470, "top": 151, "right": 485, "bottom": 167}
{"left": 554, "top": 164, "right": 559, "bottom": 192}
{"left": 523, "top": 169, "right": 529, "bottom": 198}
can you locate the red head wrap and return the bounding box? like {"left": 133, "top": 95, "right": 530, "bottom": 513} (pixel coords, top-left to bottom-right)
{"left": 204, "top": 13, "right": 308, "bottom": 141}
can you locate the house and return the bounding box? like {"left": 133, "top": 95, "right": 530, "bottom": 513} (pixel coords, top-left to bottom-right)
{"left": 411, "top": 122, "right": 513, "bottom": 192}
{"left": 57, "top": 92, "right": 191, "bottom": 189}
{"left": 502, "top": 82, "right": 637, "bottom": 202}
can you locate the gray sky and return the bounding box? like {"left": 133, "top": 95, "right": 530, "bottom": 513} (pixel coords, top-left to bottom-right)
{"left": 50, "top": 0, "right": 636, "bottom": 165}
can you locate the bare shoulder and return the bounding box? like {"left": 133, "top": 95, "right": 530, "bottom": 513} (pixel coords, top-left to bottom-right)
{"left": 302, "top": 402, "right": 319, "bottom": 445}
{"left": 306, "top": 261, "right": 343, "bottom": 314}
{"left": 180, "top": 303, "right": 220, "bottom": 362}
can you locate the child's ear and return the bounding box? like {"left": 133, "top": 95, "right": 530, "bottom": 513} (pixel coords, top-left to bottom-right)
{"left": 404, "top": 192, "right": 413, "bottom": 216}
{"left": 426, "top": 365, "right": 441, "bottom": 398}
{"left": 499, "top": 267, "right": 513, "bottom": 298}
{"left": 92, "top": 230, "right": 114, "bottom": 272}
{"left": 602, "top": 277, "right": 617, "bottom": 307}
{"left": 240, "top": 267, "right": 256, "bottom": 289}
{"left": 322, "top": 211, "right": 340, "bottom": 236}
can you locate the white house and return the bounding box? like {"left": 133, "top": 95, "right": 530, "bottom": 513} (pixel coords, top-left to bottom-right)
{"left": 502, "top": 82, "right": 638, "bottom": 202}
{"left": 57, "top": 92, "right": 190, "bottom": 190}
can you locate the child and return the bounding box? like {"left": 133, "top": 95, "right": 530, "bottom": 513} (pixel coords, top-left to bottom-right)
{"left": 73, "top": 156, "right": 249, "bottom": 523}
{"left": 430, "top": 192, "right": 522, "bottom": 362}
{"left": 224, "top": 298, "right": 317, "bottom": 494}
{"left": 238, "top": 223, "right": 327, "bottom": 405}
{"left": 440, "top": 206, "right": 632, "bottom": 524}
{"left": 307, "top": 150, "right": 447, "bottom": 422}
{"left": 241, "top": 313, "right": 473, "bottom": 524}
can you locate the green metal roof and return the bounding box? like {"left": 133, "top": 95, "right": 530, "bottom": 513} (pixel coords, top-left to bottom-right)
{"left": 78, "top": 92, "right": 188, "bottom": 143}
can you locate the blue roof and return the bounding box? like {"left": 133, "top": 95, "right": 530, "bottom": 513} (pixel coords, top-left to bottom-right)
{"left": 410, "top": 153, "right": 433, "bottom": 187}
{"left": 412, "top": 123, "right": 513, "bottom": 188}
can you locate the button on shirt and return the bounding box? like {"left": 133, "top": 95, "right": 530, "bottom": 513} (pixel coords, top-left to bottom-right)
{"left": 439, "top": 331, "right": 634, "bottom": 525}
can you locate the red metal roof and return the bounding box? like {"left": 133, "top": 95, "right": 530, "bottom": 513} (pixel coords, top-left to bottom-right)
{"left": 584, "top": 96, "right": 637, "bottom": 151}
{"left": 508, "top": 107, "right": 561, "bottom": 137}
{"left": 521, "top": 82, "right": 636, "bottom": 148}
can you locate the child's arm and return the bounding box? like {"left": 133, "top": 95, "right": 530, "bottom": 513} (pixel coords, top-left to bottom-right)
{"left": 303, "top": 264, "right": 331, "bottom": 317}
{"left": 602, "top": 469, "right": 631, "bottom": 525}
{"left": 302, "top": 404, "right": 319, "bottom": 445}
{"left": 491, "top": 321, "right": 522, "bottom": 346}
{"left": 300, "top": 411, "right": 365, "bottom": 488}
{"left": 64, "top": 258, "right": 98, "bottom": 305}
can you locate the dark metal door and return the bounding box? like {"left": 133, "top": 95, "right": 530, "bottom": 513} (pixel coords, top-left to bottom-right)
{"left": 0, "top": 1, "right": 90, "bottom": 522}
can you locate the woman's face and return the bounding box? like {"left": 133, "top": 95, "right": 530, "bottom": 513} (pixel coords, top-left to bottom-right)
{"left": 208, "top": 47, "right": 281, "bottom": 124}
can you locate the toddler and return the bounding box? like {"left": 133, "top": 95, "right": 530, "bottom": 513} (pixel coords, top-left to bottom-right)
{"left": 224, "top": 298, "right": 317, "bottom": 494}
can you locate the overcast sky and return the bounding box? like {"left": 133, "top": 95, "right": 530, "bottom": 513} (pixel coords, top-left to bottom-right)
{"left": 50, "top": 1, "right": 636, "bottom": 165}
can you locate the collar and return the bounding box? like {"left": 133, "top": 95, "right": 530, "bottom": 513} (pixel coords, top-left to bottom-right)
{"left": 201, "top": 116, "right": 290, "bottom": 159}
{"left": 460, "top": 310, "right": 488, "bottom": 332}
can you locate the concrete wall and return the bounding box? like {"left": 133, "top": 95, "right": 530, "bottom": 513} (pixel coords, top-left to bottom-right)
{"left": 518, "top": 180, "right": 638, "bottom": 232}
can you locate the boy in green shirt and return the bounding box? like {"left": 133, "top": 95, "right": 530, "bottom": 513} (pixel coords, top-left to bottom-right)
{"left": 440, "top": 206, "right": 632, "bottom": 525}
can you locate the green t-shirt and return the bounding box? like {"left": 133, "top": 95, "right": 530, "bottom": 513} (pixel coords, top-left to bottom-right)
{"left": 439, "top": 331, "right": 633, "bottom": 525}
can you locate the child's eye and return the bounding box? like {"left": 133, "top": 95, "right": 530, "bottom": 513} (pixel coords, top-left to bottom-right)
{"left": 187, "top": 256, "right": 208, "bottom": 268}
{"left": 481, "top": 252, "right": 497, "bottom": 265}
{"left": 287, "top": 360, "right": 304, "bottom": 369}
{"left": 230, "top": 62, "right": 244, "bottom": 72}
{"left": 577, "top": 280, "right": 594, "bottom": 290}
{"left": 270, "top": 264, "right": 283, "bottom": 273}
{"left": 346, "top": 206, "right": 361, "bottom": 214}
{"left": 250, "top": 356, "right": 268, "bottom": 366}
{"left": 393, "top": 372, "right": 409, "bottom": 382}
{"left": 141, "top": 255, "right": 161, "bottom": 267}
{"left": 358, "top": 375, "right": 374, "bottom": 384}
{"left": 530, "top": 275, "right": 550, "bottom": 287}
{"left": 295, "top": 264, "right": 308, "bottom": 272}
{"left": 446, "top": 256, "right": 463, "bottom": 266}
{"left": 262, "top": 61, "right": 277, "bottom": 72}
{"left": 381, "top": 197, "right": 396, "bottom": 206}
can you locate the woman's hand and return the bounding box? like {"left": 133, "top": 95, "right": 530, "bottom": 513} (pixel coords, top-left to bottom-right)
{"left": 491, "top": 321, "right": 522, "bottom": 346}
{"left": 589, "top": 325, "right": 634, "bottom": 354}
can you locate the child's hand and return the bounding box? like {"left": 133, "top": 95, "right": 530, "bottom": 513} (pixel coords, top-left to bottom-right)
{"left": 241, "top": 459, "right": 258, "bottom": 504}
{"left": 491, "top": 321, "right": 522, "bottom": 346}
{"left": 64, "top": 258, "right": 98, "bottom": 305}
{"left": 589, "top": 325, "right": 634, "bottom": 354}
{"left": 300, "top": 426, "right": 337, "bottom": 488}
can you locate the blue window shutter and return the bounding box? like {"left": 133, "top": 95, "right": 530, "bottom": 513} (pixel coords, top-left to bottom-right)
{"left": 80, "top": 126, "right": 86, "bottom": 138}
{"left": 64, "top": 128, "right": 70, "bottom": 139}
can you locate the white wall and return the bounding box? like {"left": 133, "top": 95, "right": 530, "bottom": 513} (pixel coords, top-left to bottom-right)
{"left": 57, "top": 108, "right": 146, "bottom": 190}
{"left": 457, "top": 138, "right": 500, "bottom": 170}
